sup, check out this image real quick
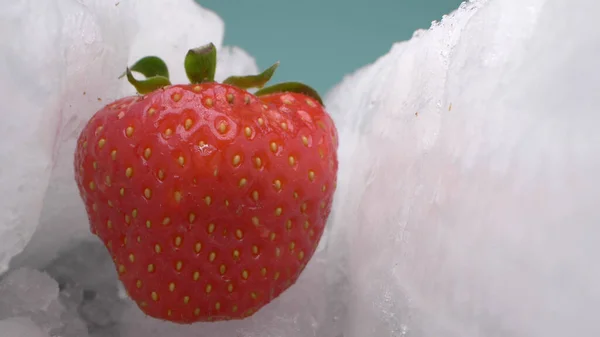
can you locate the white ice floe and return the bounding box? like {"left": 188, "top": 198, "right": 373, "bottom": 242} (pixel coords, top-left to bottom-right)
{"left": 325, "top": 0, "right": 600, "bottom": 335}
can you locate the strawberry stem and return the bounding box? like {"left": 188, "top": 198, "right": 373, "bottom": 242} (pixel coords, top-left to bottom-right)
{"left": 223, "top": 61, "right": 280, "bottom": 89}
{"left": 185, "top": 43, "right": 217, "bottom": 84}
{"left": 255, "top": 82, "right": 324, "bottom": 105}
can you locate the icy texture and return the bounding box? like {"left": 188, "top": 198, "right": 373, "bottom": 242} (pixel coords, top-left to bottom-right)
{"left": 0, "top": 317, "right": 50, "bottom": 337}
{"left": 325, "top": 0, "right": 600, "bottom": 336}
{"left": 44, "top": 241, "right": 123, "bottom": 337}
{"left": 6, "top": 0, "right": 137, "bottom": 273}
{"left": 0, "top": 0, "right": 65, "bottom": 275}
{"left": 0, "top": 268, "right": 88, "bottom": 337}
{"left": 3, "top": 0, "right": 258, "bottom": 271}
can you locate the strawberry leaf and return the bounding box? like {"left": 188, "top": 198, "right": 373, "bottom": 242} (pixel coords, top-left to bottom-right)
{"left": 118, "top": 56, "right": 170, "bottom": 80}
{"left": 255, "top": 82, "right": 324, "bottom": 105}
{"left": 125, "top": 68, "right": 171, "bottom": 94}
{"left": 185, "top": 43, "right": 217, "bottom": 84}
{"left": 223, "top": 62, "right": 280, "bottom": 89}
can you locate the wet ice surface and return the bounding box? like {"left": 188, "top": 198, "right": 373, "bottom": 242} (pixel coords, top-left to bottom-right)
{"left": 1, "top": 0, "right": 599, "bottom": 336}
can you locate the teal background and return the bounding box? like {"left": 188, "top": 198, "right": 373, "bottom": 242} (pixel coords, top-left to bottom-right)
{"left": 199, "top": 0, "right": 463, "bottom": 94}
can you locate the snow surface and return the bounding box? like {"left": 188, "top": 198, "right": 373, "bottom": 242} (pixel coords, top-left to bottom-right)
{"left": 1, "top": 0, "right": 599, "bottom": 336}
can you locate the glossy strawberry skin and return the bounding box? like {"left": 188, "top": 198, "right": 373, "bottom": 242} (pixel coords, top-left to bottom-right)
{"left": 73, "top": 83, "right": 338, "bottom": 323}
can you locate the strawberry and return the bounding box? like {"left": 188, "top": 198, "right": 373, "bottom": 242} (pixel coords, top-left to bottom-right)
{"left": 73, "top": 43, "right": 338, "bottom": 323}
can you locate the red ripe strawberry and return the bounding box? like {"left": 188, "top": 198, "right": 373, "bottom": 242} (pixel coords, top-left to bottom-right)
{"left": 73, "top": 43, "right": 338, "bottom": 323}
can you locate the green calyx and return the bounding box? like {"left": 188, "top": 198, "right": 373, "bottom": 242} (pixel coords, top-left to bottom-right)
{"left": 119, "top": 56, "right": 171, "bottom": 93}
{"left": 184, "top": 44, "right": 217, "bottom": 84}
{"left": 122, "top": 42, "right": 323, "bottom": 105}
